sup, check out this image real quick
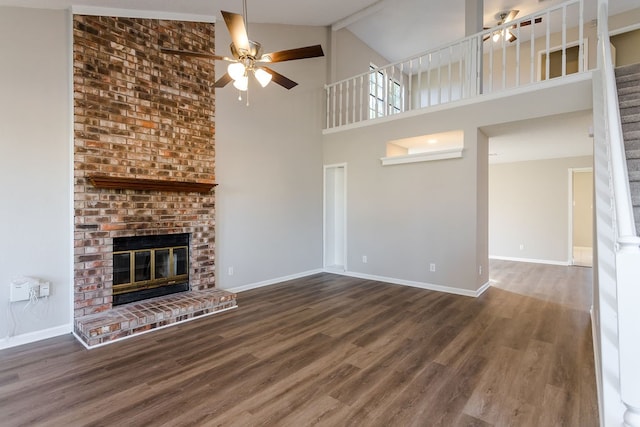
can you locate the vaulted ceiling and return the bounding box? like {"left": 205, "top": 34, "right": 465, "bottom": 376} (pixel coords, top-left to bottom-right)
{"left": 2, "top": 0, "right": 638, "bottom": 62}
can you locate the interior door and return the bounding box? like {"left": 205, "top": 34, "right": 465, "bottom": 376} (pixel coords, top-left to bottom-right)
{"left": 324, "top": 164, "right": 346, "bottom": 271}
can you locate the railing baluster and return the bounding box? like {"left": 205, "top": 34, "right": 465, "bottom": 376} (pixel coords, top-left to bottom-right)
{"left": 448, "top": 45, "right": 453, "bottom": 102}
{"left": 458, "top": 42, "right": 463, "bottom": 101}
{"left": 488, "top": 35, "right": 494, "bottom": 93}
{"left": 530, "top": 15, "right": 535, "bottom": 83}
{"left": 579, "top": 0, "right": 584, "bottom": 72}
{"left": 418, "top": 56, "right": 423, "bottom": 108}
{"left": 325, "top": 86, "right": 330, "bottom": 129}
{"left": 502, "top": 30, "right": 507, "bottom": 89}
{"left": 345, "top": 80, "right": 350, "bottom": 125}
{"left": 338, "top": 82, "right": 343, "bottom": 126}
{"left": 515, "top": 24, "right": 521, "bottom": 87}
{"left": 427, "top": 54, "right": 432, "bottom": 107}
{"left": 351, "top": 77, "right": 356, "bottom": 123}
{"left": 438, "top": 51, "right": 442, "bottom": 105}
{"left": 400, "top": 62, "right": 405, "bottom": 112}
{"left": 562, "top": 5, "right": 567, "bottom": 77}
{"left": 359, "top": 75, "right": 364, "bottom": 121}
{"left": 331, "top": 85, "right": 336, "bottom": 129}
{"left": 545, "top": 10, "right": 551, "bottom": 80}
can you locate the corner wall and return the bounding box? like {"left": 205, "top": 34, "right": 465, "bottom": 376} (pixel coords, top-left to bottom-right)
{"left": 215, "top": 23, "right": 328, "bottom": 290}
{"left": 0, "top": 8, "right": 72, "bottom": 346}
{"left": 489, "top": 156, "right": 593, "bottom": 264}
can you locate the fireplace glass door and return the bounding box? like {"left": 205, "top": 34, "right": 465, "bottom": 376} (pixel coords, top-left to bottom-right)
{"left": 112, "top": 233, "right": 190, "bottom": 305}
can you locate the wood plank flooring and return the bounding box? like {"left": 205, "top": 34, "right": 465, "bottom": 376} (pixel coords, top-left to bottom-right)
{"left": 0, "top": 261, "right": 598, "bottom": 426}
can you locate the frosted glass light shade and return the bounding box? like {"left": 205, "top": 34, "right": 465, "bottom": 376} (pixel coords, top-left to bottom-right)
{"left": 228, "top": 62, "right": 246, "bottom": 81}
{"left": 254, "top": 68, "right": 272, "bottom": 87}
{"left": 233, "top": 75, "right": 248, "bottom": 91}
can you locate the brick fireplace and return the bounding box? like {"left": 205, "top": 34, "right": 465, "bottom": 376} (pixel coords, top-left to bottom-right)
{"left": 72, "top": 14, "right": 235, "bottom": 347}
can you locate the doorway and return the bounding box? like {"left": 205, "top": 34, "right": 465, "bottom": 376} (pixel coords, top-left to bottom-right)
{"left": 570, "top": 168, "right": 593, "bottom": 267}
{"left": 610, "top": 27, "right": 640, "bottom": 67}
{"left": 324, "top": 164, "right": 347, "bottom": 271}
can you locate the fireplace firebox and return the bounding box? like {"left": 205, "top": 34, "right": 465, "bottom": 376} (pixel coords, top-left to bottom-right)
{"left": 112, "top": 234, "right": 190, "bottom": 306}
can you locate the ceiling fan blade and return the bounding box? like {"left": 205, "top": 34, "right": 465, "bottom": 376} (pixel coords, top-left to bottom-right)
{"left": 161, "top": 48, "right": 228, "bottom": 61}
{"left": 507, "top": 30, "right": 517, "bottom": 43}
{"left": 483, "top": 34, "right": 490, "bottom": 42}
{"left": 505, "top": 10, "right": 519, "bottom": 22}
{"left": 259, "top": 45, "right": 324, "bottom": 63}
{"left": 221, "top": 10, "right": 250, "bottom": 53}
{"left": 261, "top": 67, "right": 298, "bottom": 90}
{"left": 519, "top": 17, "right": 543, "bottom": 27}
{"left": 214, "top": 73, "right": 233, "bottom": 88}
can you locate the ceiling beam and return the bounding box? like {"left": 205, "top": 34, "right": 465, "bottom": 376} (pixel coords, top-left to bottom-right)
{"left": 331, "top": 0, "right": 393, "bottom": 31}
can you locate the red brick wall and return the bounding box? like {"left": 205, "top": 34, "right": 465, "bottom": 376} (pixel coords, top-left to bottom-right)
{"left": 73, "top": 15, "right": 216, "bottom": 317}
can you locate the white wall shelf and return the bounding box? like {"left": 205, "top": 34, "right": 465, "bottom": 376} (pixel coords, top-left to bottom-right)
{"left": 380, "top": 147, "right": 463, "bottom": 166}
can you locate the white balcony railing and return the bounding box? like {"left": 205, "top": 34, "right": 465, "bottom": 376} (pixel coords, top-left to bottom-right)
{"left": 592, "top": 1, "right": 640, "bottom": 425}
{"left": 325, "top": 0, "right": 585, "bottom": 130}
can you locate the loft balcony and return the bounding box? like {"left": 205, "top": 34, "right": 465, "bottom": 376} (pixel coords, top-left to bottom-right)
{"left": 324, "top": 0, "right": 588, "bottom": 132}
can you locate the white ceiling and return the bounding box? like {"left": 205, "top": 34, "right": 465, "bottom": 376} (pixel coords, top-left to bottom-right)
{"left": 2, "top": 0, "right": 638, "bottom": 62}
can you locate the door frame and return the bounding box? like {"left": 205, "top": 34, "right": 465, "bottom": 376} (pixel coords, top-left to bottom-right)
{"left": 323, "top": 163, "right": 347, "bottom": 272}
{"left": 568, "top": 167, "right": 593, "bottom": 266}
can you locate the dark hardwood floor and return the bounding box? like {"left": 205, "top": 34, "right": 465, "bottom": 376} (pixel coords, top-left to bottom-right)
{"left": 0, "top": 261, "right": 598, "bottom": 426}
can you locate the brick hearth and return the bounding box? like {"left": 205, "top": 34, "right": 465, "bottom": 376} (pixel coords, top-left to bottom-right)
{"left": 74, "top": 288, "right": 236, "bottom": 348}
{"left": 72, "top": 14, "right": 225, "bottom": 346}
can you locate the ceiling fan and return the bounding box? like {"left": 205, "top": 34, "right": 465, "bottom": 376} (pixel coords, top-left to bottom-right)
{"left": 483, "top": 10, "right": 543, "bottom": 43}
{"left": 161, "top": 0, "right": 324, "bottom": 91}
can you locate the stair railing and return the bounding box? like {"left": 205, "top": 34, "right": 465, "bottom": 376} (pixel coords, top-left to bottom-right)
{"left": 593, "top": 1, "right": 640, "bottom": 425}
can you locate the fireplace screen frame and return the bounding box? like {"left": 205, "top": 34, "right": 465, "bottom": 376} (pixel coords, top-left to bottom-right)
{"left": 111, "top": 233, "right": 191, "bottom": 305}
{"left": 113, "top": 245, "right": 189, "bottom": 296}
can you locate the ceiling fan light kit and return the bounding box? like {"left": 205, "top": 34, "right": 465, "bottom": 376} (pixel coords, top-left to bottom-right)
{"left": 161, "top": 0, "right": 324, "bottom": 96}
{"left": 484, "top": 9, "right": 541, "bottom": 44}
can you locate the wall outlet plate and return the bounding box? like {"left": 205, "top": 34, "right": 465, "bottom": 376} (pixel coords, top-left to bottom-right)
{"left": 40, "top": 281, "right": 50, "bottom": 297}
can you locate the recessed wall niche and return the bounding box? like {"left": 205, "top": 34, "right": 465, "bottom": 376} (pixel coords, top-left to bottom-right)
{"left": 381, "top": 130, "right": 464, "bottom": 166}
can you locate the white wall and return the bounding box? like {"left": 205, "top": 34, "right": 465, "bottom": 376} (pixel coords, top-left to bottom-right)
{"left": 324, "top": 48, "right": 592, "bottom": 294}
{"left": 489, "top": 156, "right": 593, "bottom": 264}
{"left": 332, "top": 28, "right": 391, "bottom": 82}
{"left": 215, "top": 23, "right": 329, "bottom": 290}
{"left": 0, "top": 7, "right": 72, "bottom": 347}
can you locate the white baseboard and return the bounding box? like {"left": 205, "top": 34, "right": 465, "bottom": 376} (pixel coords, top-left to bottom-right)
{"left": 226, "top": 269, "right": 325, "bottom": 293}
{"left": 489, "top": 255, "right": 570, "bottom": 266}
{"left": 476, "top": 280, "right": 492, "bottom": 297}
{"left": 0, "top": 324, "right": 72, "bottom": 351}
{"left": 590, "top": 306, "right": 605, "bottom": 427}
{"left": 332, "top": 270, "right": 491, "bottom": 298}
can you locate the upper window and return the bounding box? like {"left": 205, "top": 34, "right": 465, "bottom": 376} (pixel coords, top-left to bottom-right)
{"left": 369, "top": 64, "right": 402, "bottom": 119}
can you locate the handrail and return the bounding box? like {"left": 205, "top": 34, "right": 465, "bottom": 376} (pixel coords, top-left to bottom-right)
{"left": 596, "top": 2, "right": 640, "bottom": 425}
{"left": 599, "top": 4, "right": 637, "bottom": 241}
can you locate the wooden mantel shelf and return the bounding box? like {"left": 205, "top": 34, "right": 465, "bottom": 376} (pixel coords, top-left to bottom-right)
{"left": 87, "top": 175, "right": 217, "bottom": 193}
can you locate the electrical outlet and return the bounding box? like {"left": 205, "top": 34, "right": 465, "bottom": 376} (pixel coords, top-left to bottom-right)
{"left": 39, "top": 281, "right": 50, "bottom": 297}
{"left": 479, "top": 265, "right": 482, "bottom": 276}
{"left": 519, "top": 244, "right": 525, "bottom": 250}
{"left": 228, "top": 267, "right": 234, "bottom": 276}
{"left": 430, "top": 263, "right": 436, "bottom": 272}
{"left": 362, "top": 255, "right": 367, "bottom": 263}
